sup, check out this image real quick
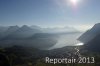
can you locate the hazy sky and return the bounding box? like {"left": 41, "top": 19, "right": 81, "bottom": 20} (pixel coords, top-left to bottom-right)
{"left": 0, "top": 0, "right": 100, "bottom": 30}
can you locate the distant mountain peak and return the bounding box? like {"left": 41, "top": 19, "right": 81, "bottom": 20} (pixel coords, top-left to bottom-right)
{"left": 8, "top": 25, "right": 19, "bottom": 29}
{"left": 94, "top": 23, "right": 100, "bottom": 25}
{"left": 5, "top": 25, "right": 19, "bottom": 33}
{"left": 18, "top": 25, "right": 33, "bottom": 31}
{"left": 78, "top": 23, "right": 100, "bottom": 43}
{"left": 21, "top": 25, "right": 30, "bottom": 29}
{"left": 92, "top": 23, "right": 100, "bottom": 30}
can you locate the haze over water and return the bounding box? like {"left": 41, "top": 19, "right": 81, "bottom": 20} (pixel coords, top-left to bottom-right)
{"left": 49, "top": 32, "right": 82, "bottom": 49}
